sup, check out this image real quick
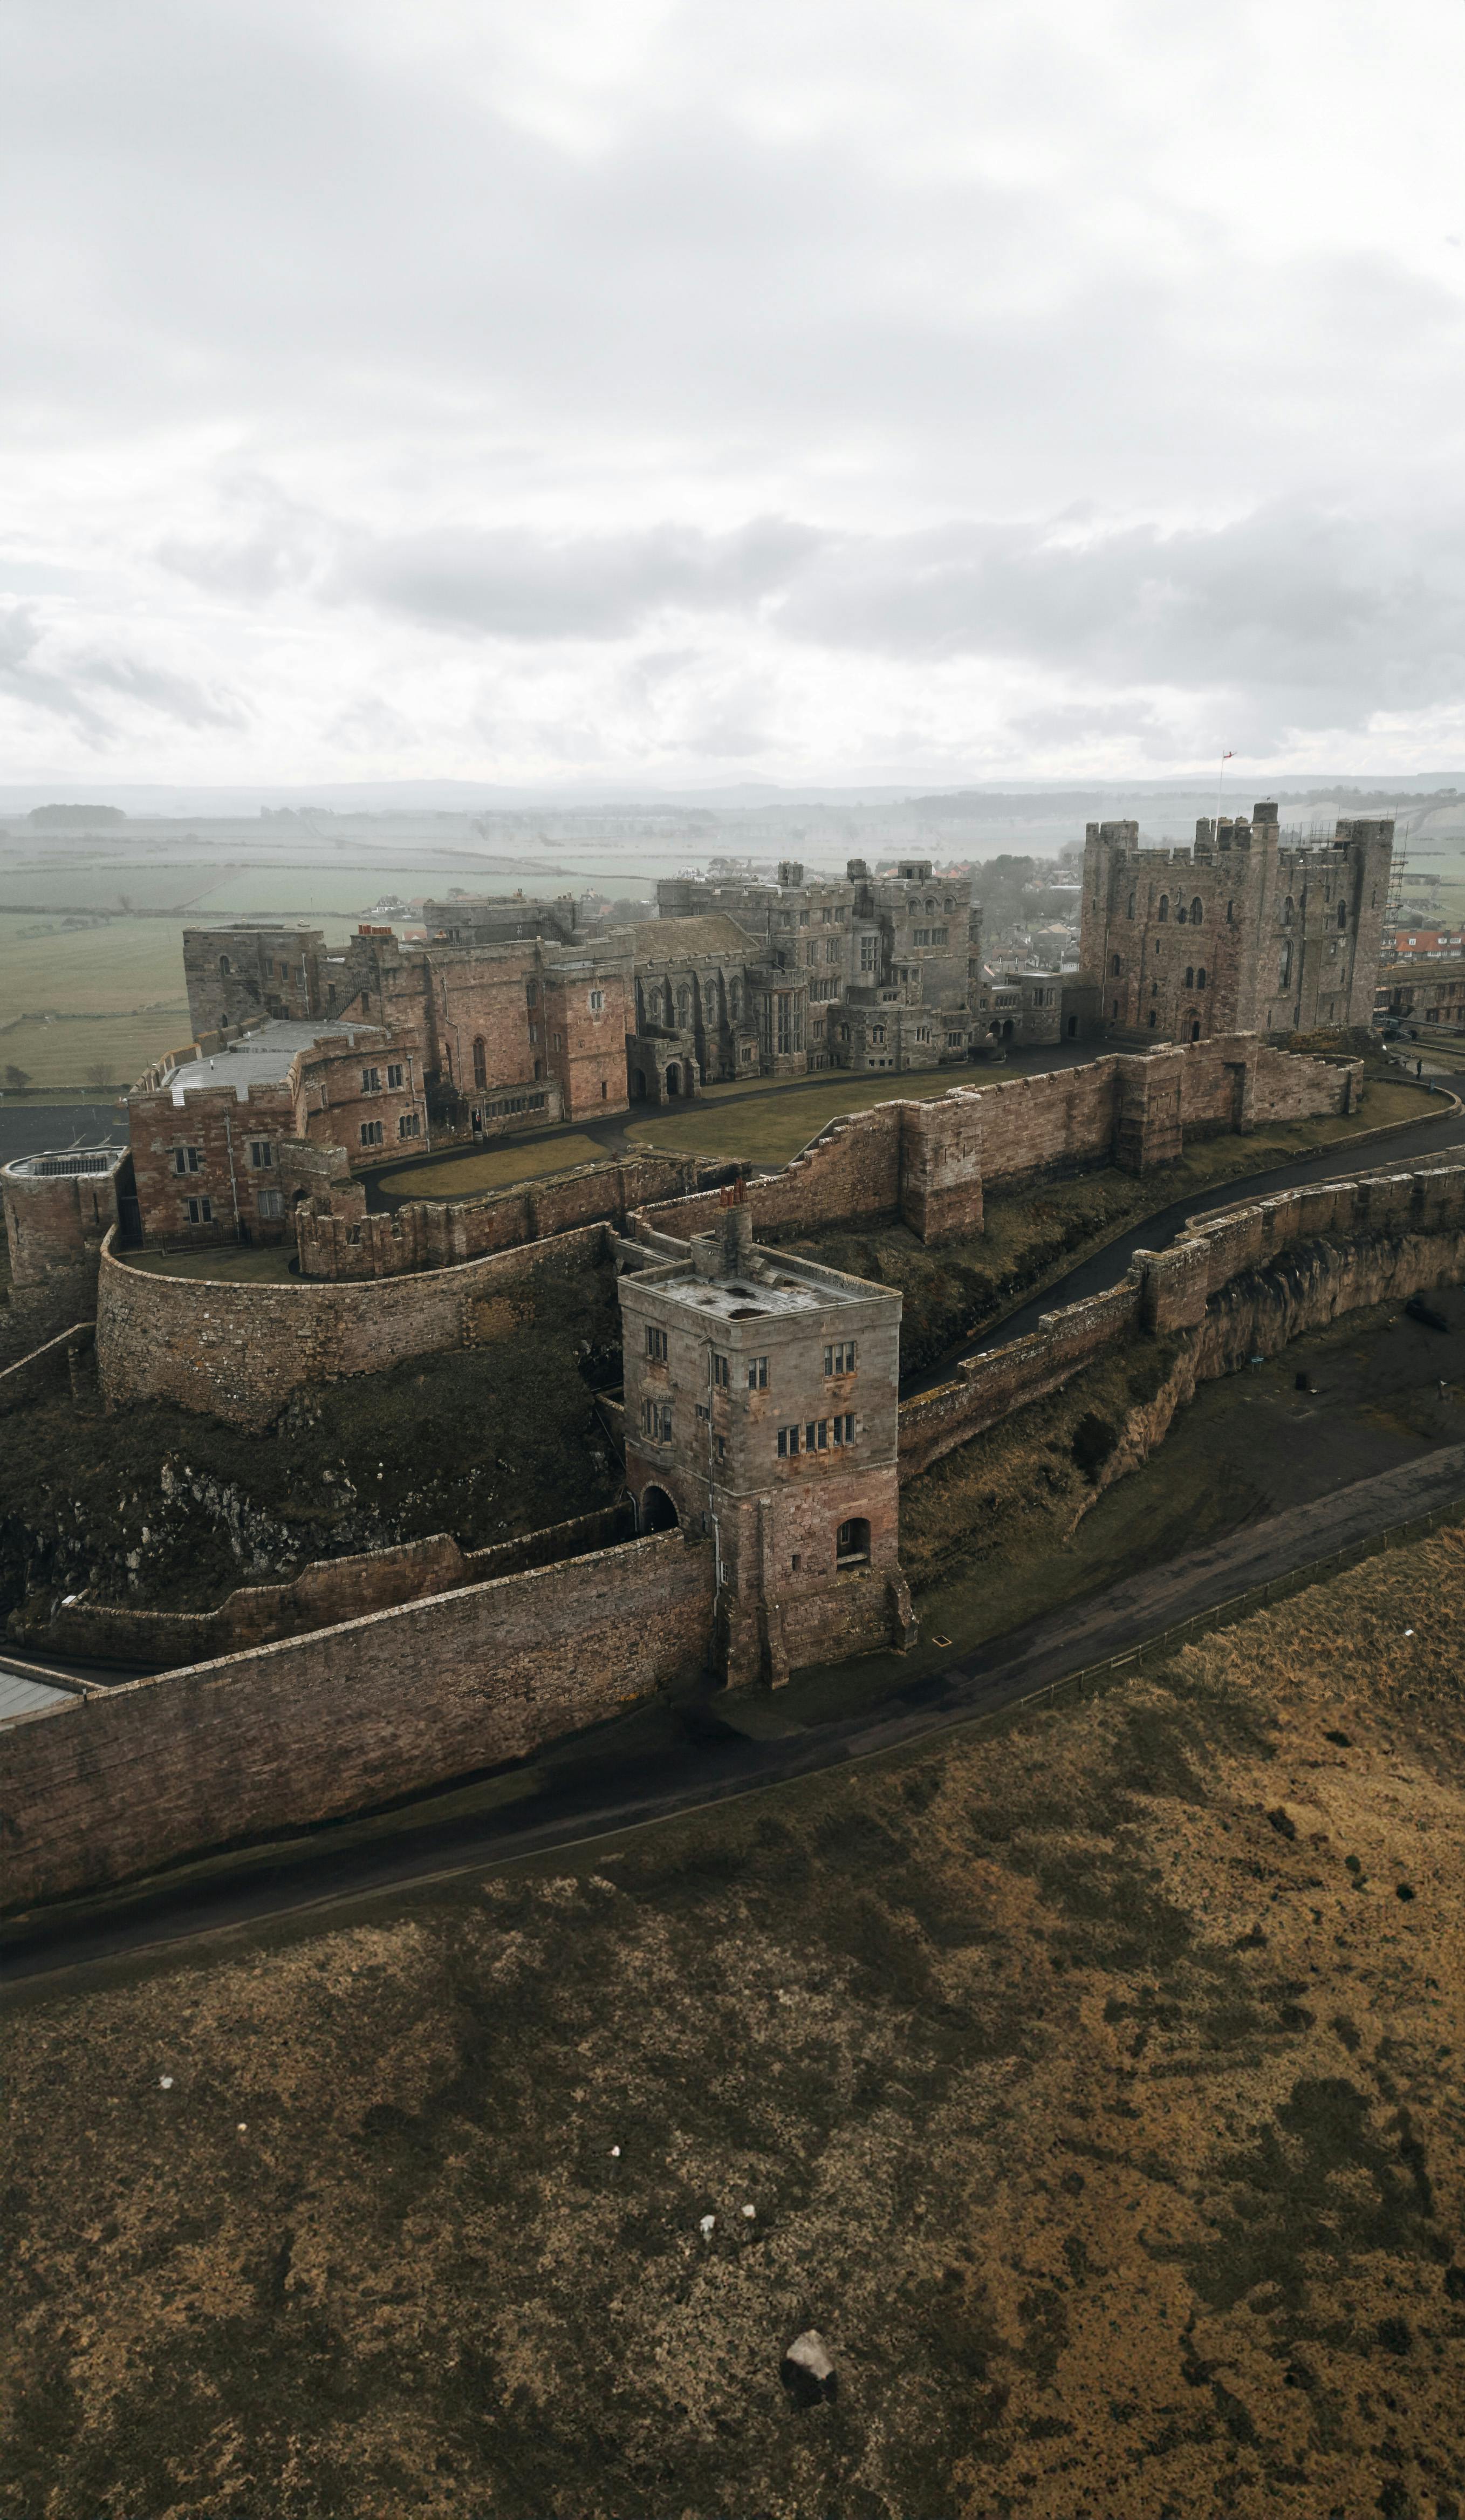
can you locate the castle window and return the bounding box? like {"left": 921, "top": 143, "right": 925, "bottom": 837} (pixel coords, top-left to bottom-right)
{"left": 1175, "top": 904, "right": 1187, "bottom": 924}
{"left": 824, "top": 1341, "right": 857, "bottom": 1374}
{"left": 640, "top": 1399, "right": 672, "bottom": 1441}
{"left": 172, "top": 1146, "right": 202, "bottom": 1174}
{"left": 1111, "top": 954, "right": 1121, "bottom": 976}
{"left": 1197, "top": 966, "right": 1207, "bottom": 987}
{"left": 590, "top": 989, "right": 604, "bottom": 1012}
{"left": 836, "top": 1514, "right": 869, "bottom": 1562}
{"left": 360, "top": 1066, "right": 381, "bottom": 1092}
{"left": 533, "top": 1058, "right": 542, "bottom": 1081}
{"left": 1147, "top": 1010, "right": 1158, "bottom": 1027}
{"left": 247, "top": 1139, "right": 275, "bottom": 1168}
{"left": 257, "top": 1188, "right": 285, "bottom": 1219}
{"left": 777, "top": 1424, "right": 799, "bottom": 1456}
{"left": 946, "top": 1029, "right": 964, "bottom": 1046}
{"left": 387, "top": 1062, "right": 404, "bottom": 1089}
{"left": 1283, "top": 896, "right": 1295, "bottom": 925}
{"left": 359, "top": 1119, "right": 384, "bottom": 1146}
{"left": 870, "top": 1025, "right": 885, "bottom": 1045}
{"left": 1190, "top": 898, "right": 1203, "bottom": 925}
{"left": 806, "top": 1419, "right": 830, "bottom": 1451}
{"left": 747, "top": 1356, "right": 768, "bottom": 1390}
{"left": 831, "top": 1414, "right": 856, "bottom": 1446}
{"left": 526, "top": 982, "right": 538, "bottom": 1008}
{"left": 1227, "top": 900, "right": 1235, "bottom": 923}
{"left": 860, "top": 933, "right": 878, "bottom": 970}
{"left": 1279, "top": 940, "right": 1293, "bottom": 987}
{"left": 798, "top": 909, "right": 809, "bottom": 925}
{"left": 397, "top": 1111, "right": 420, "bottom": 1138}
{"left": 1157, "top": 894, "right": 1169, "bottom": 921}
{"left": 473, "top": 1039, "right": 487, "bottom": 1085}
{"left": 1185, "top": 966, "right": 1194, "bottom": 988}
{"left": 184, "top": 1194, "right": 213, "bottom": 1224}
{"left": 712, "top": 1352, "right": 729, "bottom": 1387}
{"left": 1338, "top": 902, "right": 1347, "bottom": 928}
{"left": 646, "top": 1326, "right": 668, "bottom": 1361}
{"left": 1127, "top": 893, "right": 1135, "bottom": 919}
{"left": 822, "top": 906, "right": 833, "bottom": 922}
{"left": 218, "top": 954, "right": 231, "bottom": 975}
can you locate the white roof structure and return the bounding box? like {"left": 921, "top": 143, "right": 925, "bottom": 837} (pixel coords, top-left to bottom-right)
{"left": 162, "top": 1018, "right": 385, "bottom": 1105}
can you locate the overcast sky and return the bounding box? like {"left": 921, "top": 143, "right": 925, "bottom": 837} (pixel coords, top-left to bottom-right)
{"left": 2, "top": 0, "right": 1463, "bottom": 790}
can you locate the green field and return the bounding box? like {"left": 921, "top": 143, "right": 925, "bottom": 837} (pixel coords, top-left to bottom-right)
{"left": 0, "top": 1012, "right": 194, "bottom": 1091}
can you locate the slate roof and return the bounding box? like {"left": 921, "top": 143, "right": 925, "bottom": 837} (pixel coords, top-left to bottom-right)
{"left": 631, "top": 913, "right": 759, "bottom": 963}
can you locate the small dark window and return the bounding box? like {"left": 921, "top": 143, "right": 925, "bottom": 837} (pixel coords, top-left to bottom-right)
{"left": 473, "top": 1038, "right": 487, "bottom": 1087}
{"left": 1190, "top": 897, "right": 1203, "bottom": 925}
{"left": 1196, "top": 966, "right": 1207, "bottom": 988}
{"left": 1111, "top": 954, "right": 1121, "bottom": 976}
{"left": 1157, "top": 894, "right": 1169, "bottom": 922}
{"left": 1337, "top": 902, "right": 1347, "bottom": 928}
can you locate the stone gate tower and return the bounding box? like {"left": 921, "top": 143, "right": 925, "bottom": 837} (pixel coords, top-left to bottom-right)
{"left": 619, "top": 1185, "right": 915, "bottom": 1687}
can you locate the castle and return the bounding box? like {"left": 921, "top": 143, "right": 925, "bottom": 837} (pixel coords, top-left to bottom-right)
{"left": 1074, "top": 802, "right": 1392, "bottom": 1044}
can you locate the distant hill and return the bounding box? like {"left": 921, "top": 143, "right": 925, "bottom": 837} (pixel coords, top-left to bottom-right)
{"left": 26, "top": 803, "right": 128, "bottom": 828}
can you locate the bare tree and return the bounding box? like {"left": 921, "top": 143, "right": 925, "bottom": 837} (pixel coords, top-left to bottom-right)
{"left": 85, "top": 1060, "right": 116, "bottom": 1091}
{"left": 4, "top": 1063, "right": 32, "bottom": 1092}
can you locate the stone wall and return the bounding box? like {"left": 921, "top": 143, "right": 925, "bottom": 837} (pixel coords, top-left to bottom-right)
{"left": 0, "top": 1320, "right": 94, "bottom": 1417}
{"left": 897, "top": 1162, "right": 1465, "bottom": 1479}
{"left": 96, "top": 1220, "right": 608, "bottom": 1429}
{"left": 28, "top": 1503, "right": 639, "bottom": 1668}
{"left": 0, "top": 1528, "right": 714, "bottom": 1913}
{"left": 297, "top": 1151, "right": 716, "bottom": 1281}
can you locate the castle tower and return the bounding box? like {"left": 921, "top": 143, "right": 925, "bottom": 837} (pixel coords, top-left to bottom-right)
{"left": 619, "top": 1184, "right": 913, "bottom": 1686}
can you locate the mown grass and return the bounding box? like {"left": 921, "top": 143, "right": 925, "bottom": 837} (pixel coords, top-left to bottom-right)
{"left": 375, "top": 1129, "right": 610, "bottom": 1199}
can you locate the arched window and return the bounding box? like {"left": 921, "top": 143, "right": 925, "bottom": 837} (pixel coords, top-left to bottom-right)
{"left": 1111, "top": 954, "right": 1122, "bottom": 976}
{"left": 677, "top": 984, "right": 692, "bottom": 1027}
{"left": 1190, "top": 1019, "right": 1201, "bottom": 1041}
{"left": 1282, "top": 896, "right": 1295, "bottom": 926}
{"left": 1226, "top": 899, "right": 1235, "bottom": 924}
{"left": 1337, "top": 902, "right": 1347, "bottom": 928}
{"left": 1175, "top": 903, "right": 1187, "bottom": 924}
{"left": 472, "top": 1037, "right": 487, "bottom": 1087}
{"left": 1197, "top": 966, "right": 1207, "bottom": 988}
{"left": 1127, "top": 891, "right": 1136, "bottom": 919}
{"left": 1190, "top": 897, "right": 1203, "bottom": 925}
{"left": 1279, "top": 940, "right": 1293, "bottom": 988}
{"left": 1147, "top": 1009, "right": 1158, "bottom": 1027}
{"left": 1157, "top": 894, "right": 1169, "bottom": 922}
{"left": 836, "top": 1517, "right": 871, "bottom": 1565}
{"left": 1185, "top": 965, "right": 1194, "bottom": 988}
{"left": 218, "top": 954, "right": 231, "bottom": 976}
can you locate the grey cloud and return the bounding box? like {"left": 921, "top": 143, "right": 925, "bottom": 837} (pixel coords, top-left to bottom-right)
{"left": 330, "top": 518, "right": 825, "bottom": 638}
{"left": 0, "top": 602, "right": 245, "bottom": 740}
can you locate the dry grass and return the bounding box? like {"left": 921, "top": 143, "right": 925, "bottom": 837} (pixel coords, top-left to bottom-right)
{"left": 6, "top": 1530, "right": 1464, "bottom": 2519}
{"left": 374, "top": 1130, "right": 610, "bottom": 1199}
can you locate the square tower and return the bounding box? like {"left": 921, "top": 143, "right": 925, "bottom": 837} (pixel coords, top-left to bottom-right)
{"left": 619, "top": 1187, "right": 913, "bottom": 1686}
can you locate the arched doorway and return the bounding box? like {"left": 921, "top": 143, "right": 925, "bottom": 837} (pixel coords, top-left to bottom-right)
{"left": 640, "top": 1484, "right": 679, "bottom": 1533}
{"left": 836, "top": 1517, "right": 871, "bottom": 1566}
{"left": 1190, "top": 1019, "right": 1202, "bottom": 1041}
{"left": 1066, "top": 1015, "right": 1078, "bottom": 1038}
{"left": 1001, "top": 1019, "right": 1015, "bottom": 1043}
{"left": 666, "top": 1065, "right": 681, "bottom": 1096}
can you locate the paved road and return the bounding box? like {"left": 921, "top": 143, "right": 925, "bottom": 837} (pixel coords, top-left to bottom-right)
{"left": 0, "top": 1102, "right": 127, "bottom": 1164}
{"left": 6, "top": 1440, "right": 1462, "bottom": 1989}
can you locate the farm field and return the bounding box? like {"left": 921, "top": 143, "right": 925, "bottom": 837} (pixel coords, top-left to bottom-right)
{"left": 0, "top": 1013, "right": 191, "bottom": 1093}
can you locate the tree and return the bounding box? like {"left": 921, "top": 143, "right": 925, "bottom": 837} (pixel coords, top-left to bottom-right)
{"left": 3, "top": 1063, "right": 32, "bottom": 1092}
{"left": 85, "top": 1060, "right": 116, "bottom": 1091}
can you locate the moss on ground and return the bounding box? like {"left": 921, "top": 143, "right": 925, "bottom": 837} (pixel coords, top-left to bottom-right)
{"left": 0, "top": 1253, "right": 622, "bottom": 1623}
{"left": 5, "top": 1530, "right": 1464, "bottom": 2518}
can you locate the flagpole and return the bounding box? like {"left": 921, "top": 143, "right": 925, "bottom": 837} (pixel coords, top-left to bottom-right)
{"left": 1215, "top": 750, "right": 1234, "bottom": 832}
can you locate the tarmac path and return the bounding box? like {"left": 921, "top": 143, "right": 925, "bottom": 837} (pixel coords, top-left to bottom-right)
{"left": 5, "top": 1439, "right": 1463, "bottom": 1989}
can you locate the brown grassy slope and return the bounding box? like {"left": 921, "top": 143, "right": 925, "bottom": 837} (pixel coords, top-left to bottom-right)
{"left": 4, "top": 1532, "right": 1464, "bottom": 2520}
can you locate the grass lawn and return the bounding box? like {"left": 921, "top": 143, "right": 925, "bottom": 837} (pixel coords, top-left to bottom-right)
{"left": 627, "top": 1061, "right": 1442, "bottom": 1168}
{"left": 626, "top": 1064, "right": 978, "bottom": 1162}
{"left": 120, "top": 1243, "right": 302, "bottom": 1285}
{"left": 375, "top": 1129, "right": 610, "bottom": 1200}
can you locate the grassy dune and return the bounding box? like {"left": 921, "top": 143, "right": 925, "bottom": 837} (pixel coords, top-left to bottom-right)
{"left": 5, "top": 1525, "right": 1464, "bottom": 2519}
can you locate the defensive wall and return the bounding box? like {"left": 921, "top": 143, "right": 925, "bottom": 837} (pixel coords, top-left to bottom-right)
{"left": 897, "top": 1162, "right": 1465, "bottom": 1478}
{"left": 297, "top": 1150, "right": 717, "bottom": 1280}
{"left": 24, "top": 1503, "right": 636, "bottom": 1670}
{"left": 635, "top": 1034, "right": 1357, "bottom": 1249}
{"left": 92, "top": 1034, "right": 1360, "bottom": 1426}
{"left": 7, "top": 1162, "right": 1463, "bottom": 1913}
{"left": 0, "top": 1527, "right": 713, "bottom": 1912}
